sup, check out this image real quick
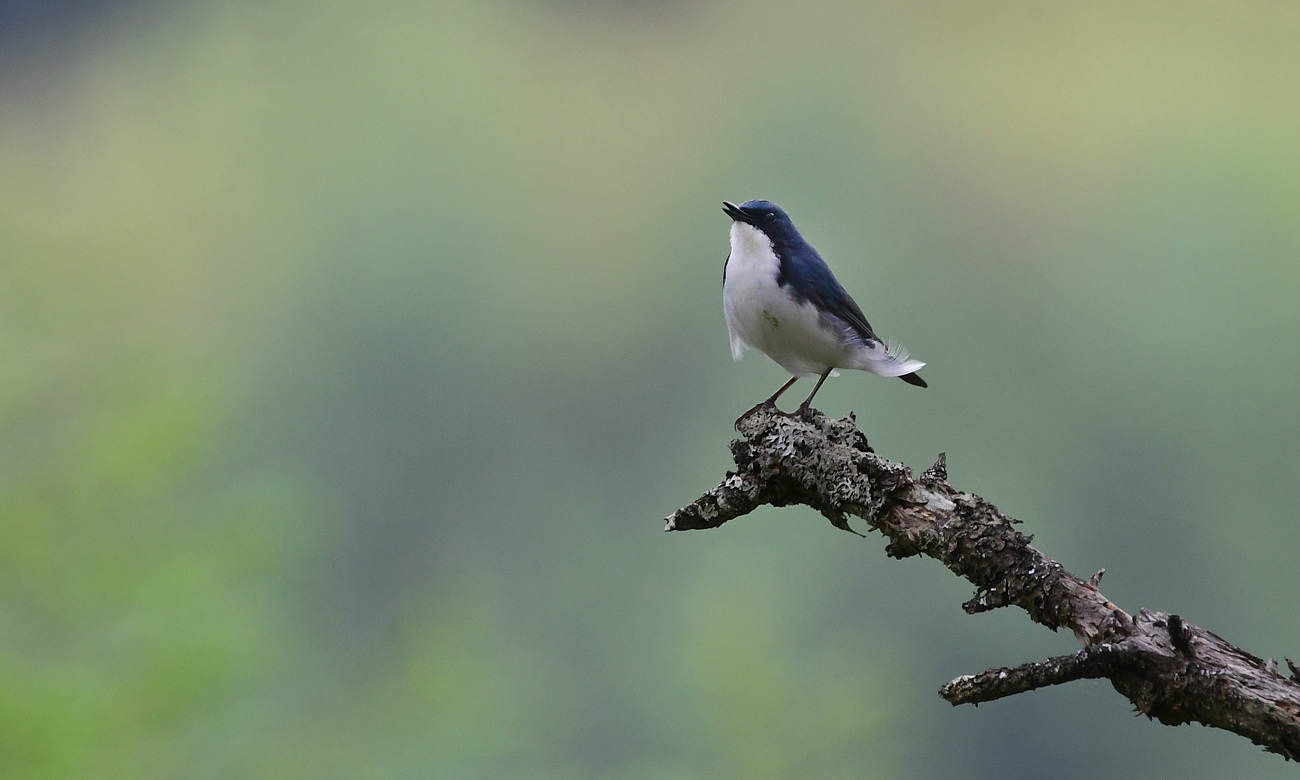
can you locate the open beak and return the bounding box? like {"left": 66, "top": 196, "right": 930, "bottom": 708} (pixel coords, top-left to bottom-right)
{"left": 722, "top": 201, "right": 751, "bottom": 224}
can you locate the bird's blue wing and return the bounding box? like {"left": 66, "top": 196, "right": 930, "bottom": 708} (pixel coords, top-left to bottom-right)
{"left": 812, "top": 282, "right": 880, "bottom": 345}
{"left": 777, "top": 245, "right": 882, "bottom": 346}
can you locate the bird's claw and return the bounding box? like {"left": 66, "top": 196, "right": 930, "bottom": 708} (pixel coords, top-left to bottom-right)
{"left": 735, "top": 401, "right": 783, "bottom": 429}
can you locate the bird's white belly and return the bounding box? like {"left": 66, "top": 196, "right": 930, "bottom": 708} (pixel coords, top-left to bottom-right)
{"left": 723, "top": 223, "right": 851, "bottom": 376}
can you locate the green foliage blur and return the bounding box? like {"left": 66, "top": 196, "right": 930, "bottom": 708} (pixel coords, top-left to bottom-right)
{"left": 1, "top": 1, "right": 1296, "bottom": 778}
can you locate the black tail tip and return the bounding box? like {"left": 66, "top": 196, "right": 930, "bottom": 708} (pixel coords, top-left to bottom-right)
{"left": 899, "top": 372, "right": 927, "bottom": 388}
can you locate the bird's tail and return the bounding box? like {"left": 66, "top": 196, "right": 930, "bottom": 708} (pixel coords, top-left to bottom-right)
{"left": 855, "top": 339, "right": 925, "bottom": 378}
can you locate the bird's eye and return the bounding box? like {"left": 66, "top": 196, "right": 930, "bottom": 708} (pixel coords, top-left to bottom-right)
{"left": 766, "top": 212, "right": 777, "bottom": 222}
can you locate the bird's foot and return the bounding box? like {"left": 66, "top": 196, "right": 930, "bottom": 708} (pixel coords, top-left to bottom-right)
{"left": 794, "top": 401, "right": 819, "bottom": 420}
{"left": 734, "top": 401, "right": 784, "bottom": 430}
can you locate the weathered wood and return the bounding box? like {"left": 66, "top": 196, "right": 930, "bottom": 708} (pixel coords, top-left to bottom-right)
{"left": 665, "top": 407, "right": 1300, "bottom": 761}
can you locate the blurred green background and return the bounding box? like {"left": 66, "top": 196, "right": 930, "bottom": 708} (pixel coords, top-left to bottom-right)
{"left": 1, "top": 1, "right": 1297, "bottom": 778}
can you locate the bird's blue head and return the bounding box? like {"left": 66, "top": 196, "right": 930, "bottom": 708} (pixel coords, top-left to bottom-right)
{"left": 722, "top": 199, "right": 802, "bottom": 244}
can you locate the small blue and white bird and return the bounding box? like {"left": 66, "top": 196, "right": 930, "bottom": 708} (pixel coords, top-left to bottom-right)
{"left": 722, "top": 199, "right": 926, "bottom": 421}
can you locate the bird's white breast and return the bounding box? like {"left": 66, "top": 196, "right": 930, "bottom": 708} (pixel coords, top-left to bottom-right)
{"left": 722, "top": 222, "right": 852, "bottom": 376}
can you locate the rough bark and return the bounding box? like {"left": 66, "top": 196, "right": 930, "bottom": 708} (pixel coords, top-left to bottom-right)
{"left": 665, "top": 406, "right": 1300, "bottom": 760}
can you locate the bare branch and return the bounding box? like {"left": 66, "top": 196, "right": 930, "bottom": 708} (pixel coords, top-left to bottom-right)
{"left": 666, "top": 407, "right": 1300, "bottom": 761}
{"left": 939, "top": 645, "right": 1122, "bottom": 705}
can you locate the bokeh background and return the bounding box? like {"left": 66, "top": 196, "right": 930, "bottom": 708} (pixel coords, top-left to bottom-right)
{"left": 2, "top": 1, "right": 1298, "bottom": 778}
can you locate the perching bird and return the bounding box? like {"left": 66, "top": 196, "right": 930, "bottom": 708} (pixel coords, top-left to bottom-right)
{"left": 722, "top": 199, "right": 926, "bottom": 422}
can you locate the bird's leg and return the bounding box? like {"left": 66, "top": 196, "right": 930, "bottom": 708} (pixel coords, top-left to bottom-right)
{"left": 735, "top": 375, "right": 800, "bottom": 426}
{"left": 795, "top": 369, "right": 833, "bottom": 416}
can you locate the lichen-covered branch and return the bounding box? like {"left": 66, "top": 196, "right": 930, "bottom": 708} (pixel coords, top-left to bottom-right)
{"left": 665, "top": 407, "right": 1300, "bottom": 760}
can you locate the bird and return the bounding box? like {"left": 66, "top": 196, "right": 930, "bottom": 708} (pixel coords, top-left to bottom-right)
{"left": 722, "top": 199, "right": 926, "bottom": 423}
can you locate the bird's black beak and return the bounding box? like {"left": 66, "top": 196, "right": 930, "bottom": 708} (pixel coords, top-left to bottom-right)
{"left": 722, "top": 201, "right": 752, "bottom": 224}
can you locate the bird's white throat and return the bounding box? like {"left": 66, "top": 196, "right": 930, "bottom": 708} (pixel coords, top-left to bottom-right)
{"left": 727, "top": 222, "right": 779, "bottom": 280}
